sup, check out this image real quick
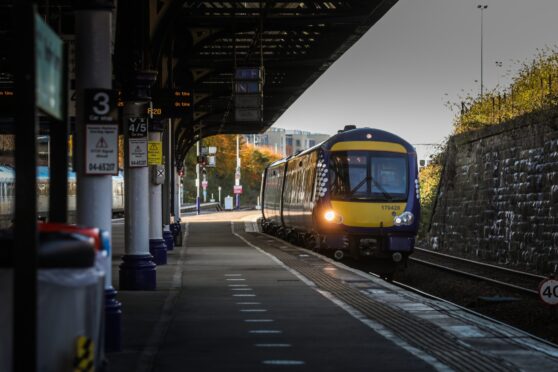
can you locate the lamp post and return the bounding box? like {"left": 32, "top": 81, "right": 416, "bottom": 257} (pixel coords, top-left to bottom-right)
{"left": 477, "top": 4, "right": 488, "bottom": 97}
{"left": 495, "top": 60, "right": 503, "bottom": 88}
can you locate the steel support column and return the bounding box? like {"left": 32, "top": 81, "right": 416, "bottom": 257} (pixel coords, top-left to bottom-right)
{"left": 120, "top": 95, "right": 157, "bottom": 290}
{"left": 74, "top": 0, "right": 122, "bottom": 352}
{"left": 13, "top": 2, "right": 38, "bottom": 369}
{"left": 148, "top": 124, "right": 167, "bottom": 264}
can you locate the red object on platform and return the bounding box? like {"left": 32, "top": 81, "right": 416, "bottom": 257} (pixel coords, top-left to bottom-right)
{"left": 38, "top": 223, "right": 101, "bottom": 251}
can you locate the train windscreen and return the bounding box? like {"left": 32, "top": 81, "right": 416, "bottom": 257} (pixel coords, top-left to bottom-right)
{"left": 329, "top": 151, "right": 408, "bottom": 201}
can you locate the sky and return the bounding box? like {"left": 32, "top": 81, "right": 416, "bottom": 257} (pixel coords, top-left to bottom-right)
{"left": 272, "top": 0, "right": 558, "bottom": 146}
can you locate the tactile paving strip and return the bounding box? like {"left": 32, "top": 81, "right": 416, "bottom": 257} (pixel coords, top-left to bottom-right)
{"left": 242, "top": 230, "right": 516, "bottom": 372}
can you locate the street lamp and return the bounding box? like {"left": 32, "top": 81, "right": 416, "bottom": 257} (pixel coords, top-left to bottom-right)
{"left": 495, "top": 60, "right": 503, "bottom": 88}
{"left": 477, "top": 4, "right": 488, "bottom": 97}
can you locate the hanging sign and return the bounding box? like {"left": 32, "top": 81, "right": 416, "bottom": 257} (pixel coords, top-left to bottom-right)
{"left": 148, "top": 141, "right": 163, "bottom": 165}
{"left": 35, "top": 13, "right": 63, "bottom": 120}
{"left": 85, "top": 124, "right": 118, "bottom": 175}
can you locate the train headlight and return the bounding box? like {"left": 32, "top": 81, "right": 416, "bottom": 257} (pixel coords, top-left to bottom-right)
{"left": 394, "top": 211, "right": 414, "bottom": 226}
{"left": 324, "top": 210, "right": 343, "bottom": 224}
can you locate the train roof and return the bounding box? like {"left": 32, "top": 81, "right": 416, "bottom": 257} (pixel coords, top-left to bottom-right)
{"left": 264, "top": 127, "right": 415, "bottom": 171}
{"left": 321, "top": 127, "right": 415, "bottom": 153}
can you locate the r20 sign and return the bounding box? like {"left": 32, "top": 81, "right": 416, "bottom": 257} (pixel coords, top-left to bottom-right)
{"left": 539, "top": 279, "right": 558, "bottom": 306}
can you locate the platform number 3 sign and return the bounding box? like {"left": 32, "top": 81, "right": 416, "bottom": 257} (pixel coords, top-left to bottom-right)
{"left": 85, "top": 89, "right": 117, "bottom": 124}
{"left": 92, "top": 91, "right": 110, "bottom": 116}
{"left": 539, "top": 279, "right": 558, "bottom": 306}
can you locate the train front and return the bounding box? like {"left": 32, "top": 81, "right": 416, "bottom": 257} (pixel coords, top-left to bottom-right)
{"left": 316, "top": 128, "right": 420, "bottom": 265}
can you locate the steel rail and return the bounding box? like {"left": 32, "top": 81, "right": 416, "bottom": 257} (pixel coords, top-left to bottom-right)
{"left": 408, "top": 257, "right": 538, "bottom": 296}
{"left": 414, "top": 247, "right": 546, "bottom": 281}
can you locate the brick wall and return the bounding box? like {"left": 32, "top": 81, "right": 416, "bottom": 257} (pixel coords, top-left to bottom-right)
{"left": 427, "top": 109, "right": 558, "bottom": 275}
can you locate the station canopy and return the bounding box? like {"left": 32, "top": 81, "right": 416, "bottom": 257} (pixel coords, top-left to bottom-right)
{"left": 166, "top": 0, "right": 398, "bottom": 156}
{"left": 0, "top": 1, "right": 397, "bottom": 158}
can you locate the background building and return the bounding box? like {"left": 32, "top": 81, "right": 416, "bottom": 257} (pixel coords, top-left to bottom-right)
{"left": 244, "top": 127, "right": 330, "bottom": 157}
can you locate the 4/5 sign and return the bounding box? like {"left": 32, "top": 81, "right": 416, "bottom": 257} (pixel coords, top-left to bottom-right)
{"left": 128, "top": 117, "right": 148, "bottom": 138}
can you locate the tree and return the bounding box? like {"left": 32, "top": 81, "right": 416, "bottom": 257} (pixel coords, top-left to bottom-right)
{"left": 181, "top": 135, "right": 282, "bottom": 206}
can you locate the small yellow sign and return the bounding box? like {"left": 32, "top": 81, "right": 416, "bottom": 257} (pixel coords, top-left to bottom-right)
{"left": 148, "top": 141, "right": 163, "bottom": 165}
{"left": 73, "top": 336, "right": 94, "bottom": 372}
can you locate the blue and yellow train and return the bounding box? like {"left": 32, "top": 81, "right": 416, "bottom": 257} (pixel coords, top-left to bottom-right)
{"left": 260, "top": 126, "right": 420, "bottom": 271}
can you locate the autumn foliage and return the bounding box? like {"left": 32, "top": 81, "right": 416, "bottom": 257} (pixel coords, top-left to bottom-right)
{"left": 182, "top": 134, "right": 282, "bottom": 206}
{"left": 420, "top": 48, "right": 558, "bottom": 237}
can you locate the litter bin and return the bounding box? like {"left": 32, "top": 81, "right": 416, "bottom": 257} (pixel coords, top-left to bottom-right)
{"left": 0, "top": 226, "right": 105, "bottom": 372}
{"left": 224, "top": 195, "right": 234, "bottom": 210}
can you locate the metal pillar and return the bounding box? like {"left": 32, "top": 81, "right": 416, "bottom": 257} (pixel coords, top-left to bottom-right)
{"left": 13, "top": 2, "right": 38, "bottom": 369}
{"left": 161, "top": 120, "right": 174, "bottom": 250}
{"left": 74, "top": 1, "right": 122, "bottom": 352}
{"left": 196, "top": 141, "right": 201, "bottom": 215}
{"left": 148, "top": 126, "right": 167, "bottom": 264}
{"left": 119, "top": 74, "right": 157, "bottom": 290}
{"left": 235, "top": 135, "right": 240, "bottom": 209}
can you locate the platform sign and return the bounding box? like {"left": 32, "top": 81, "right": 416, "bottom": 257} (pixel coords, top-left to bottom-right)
{"left": 148, "top": 141, "right": 163, "bottom": 165}
{"left": 207, "top": 155, "right": 216, "bottom": 168}
{"left": 234, "top": 94, "right": 262, "bottom": 108}
{"left": 84, "top": 89, "right": 117, "bottom": 124}
{"left": 127, "top": 117, "right": 148, "bottom": 138}
{"left": 235, "top": 81, "right": 261, "bottom": 94}
{"left": 235, "top": 68, "right": 261, "bottom": 80}
{"left": 35, "top": 13, "right": 63, "bottom": 120}
{"left": 233, "top": 185, "right": 243, "bottom": 194}
{"left": 235, "top": 108, "right": 262, "bottom": 122}
{"left": 539, "top": 279, "right": 558, "bottom": 306}
{"left": 129, "top": 139, "right": 147, "bottom": 167}
{"left": 85, "top": 124, "right": 118, "bottom": 175}
{"left": 150, "top": 89, "right": 192, "bottom": 118}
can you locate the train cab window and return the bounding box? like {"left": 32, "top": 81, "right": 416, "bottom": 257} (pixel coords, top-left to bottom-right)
{"left": 330, "top": 151, "right": 408, "bottom": 201}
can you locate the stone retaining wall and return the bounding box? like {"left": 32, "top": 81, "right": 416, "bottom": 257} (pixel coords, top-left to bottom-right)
{"left": 427, "top": 109, "right": 558, "bottom": 275}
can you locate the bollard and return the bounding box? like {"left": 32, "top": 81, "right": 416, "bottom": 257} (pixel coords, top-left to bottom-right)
{"left": 163, "top": 225, "right": 174, "bottom": 252}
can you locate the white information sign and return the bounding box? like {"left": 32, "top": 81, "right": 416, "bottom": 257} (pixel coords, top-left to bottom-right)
{"left": 539, "top": 279, "right": 558, "bottom": 306}
{"left": 129, "top": 138, "right": 148, "bottom": 167}
{"left": 85, "top": 124, "right": 118, "bottom": 175}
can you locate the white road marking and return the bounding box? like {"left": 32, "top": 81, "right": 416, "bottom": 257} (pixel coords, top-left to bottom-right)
{"left": 226, "top": 278, "right": 246, "bottom": 281}
{"left": 262, "top": 360, "right": 305, "bottom": 365}
{"left": 255, "top": 344, "right": 291, "bottom": 348}
{"left": 228, "top": 284, "right": 248, "bottom": 287}
{"left": 237, "top": 302, "right": 261, "bottom": 305}
{"left": 233, "top": 294, "right": 256, "bottom": 297}
{"left": 230, "top": 221, "right": 449, "bottom": 372}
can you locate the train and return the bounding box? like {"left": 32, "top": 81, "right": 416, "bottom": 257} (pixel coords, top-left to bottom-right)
{"left": 260, "top": 126, "right": 420, "bottom": 274}
{"left": 0, "top": 165, "right": 124, "bottom": 226}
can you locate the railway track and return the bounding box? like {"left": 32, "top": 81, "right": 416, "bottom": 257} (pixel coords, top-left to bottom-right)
{"left": 409, "top": 247, "right": 547, "bottom": 297}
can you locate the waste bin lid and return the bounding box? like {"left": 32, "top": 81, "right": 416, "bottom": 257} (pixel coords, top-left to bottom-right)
{"left": 39, "top": 232, "right": 96, "bottom": 268}
{"left": 0, "top": 229, "right": 95, "bottom": 268}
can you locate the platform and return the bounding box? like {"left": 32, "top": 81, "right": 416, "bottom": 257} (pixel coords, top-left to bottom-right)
{"left": 108, "top": 211, "right": 558, "bottom": 372}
